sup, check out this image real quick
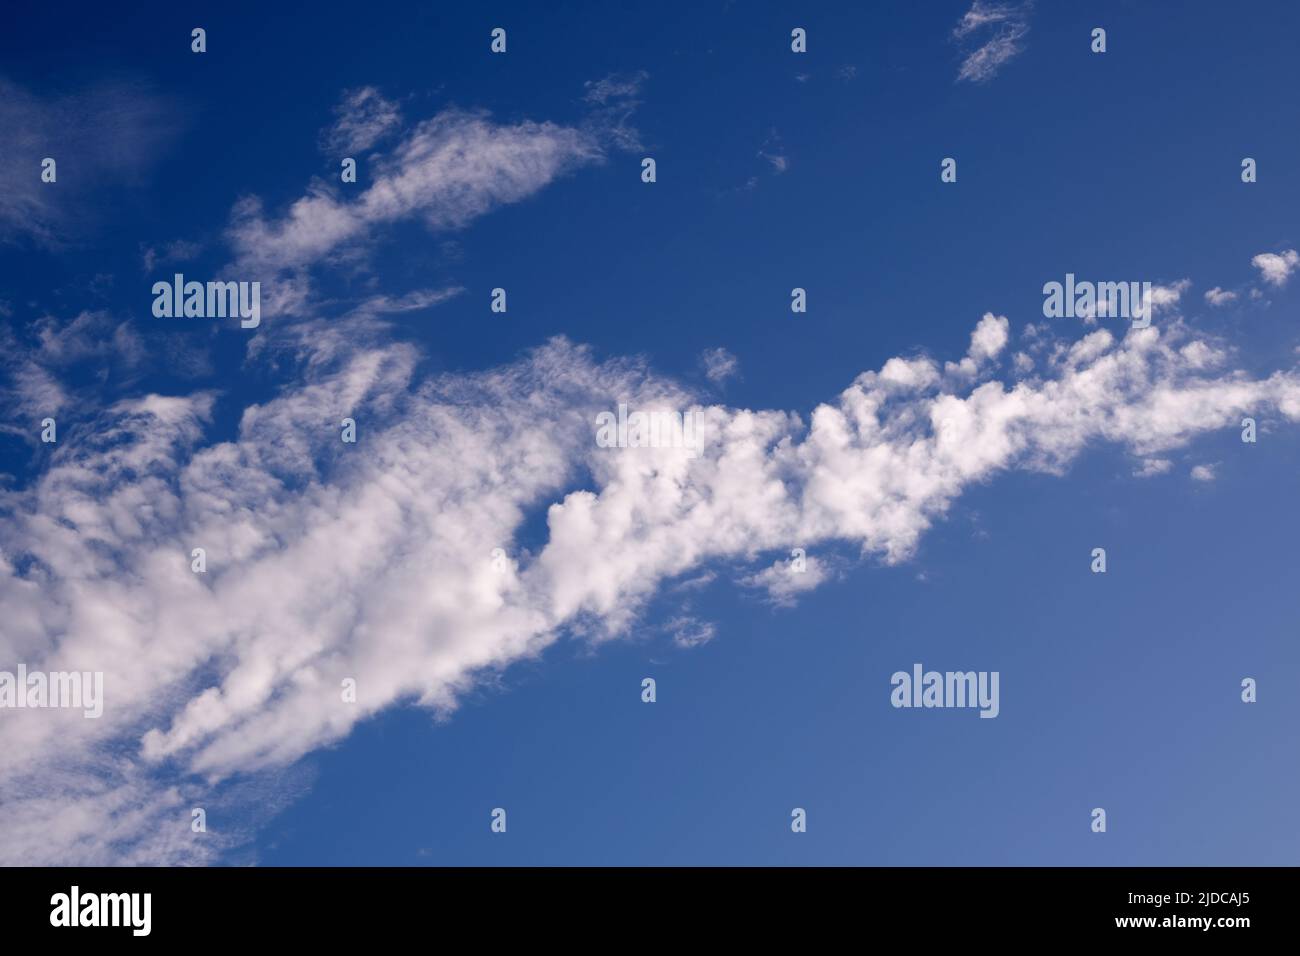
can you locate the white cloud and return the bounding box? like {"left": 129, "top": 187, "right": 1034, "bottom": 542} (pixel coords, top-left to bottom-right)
{"left": 6, "top": 306, "right": 1300, "bottom": 865}
{"left": 1190, "top": 463, "right": 1217, "bottom": 482}
{"left": 0, "top": 355, "right": 70, "bottom": 421}
{"left": 1139, "top": 279, "right": 1191, "bottom": 318}
{"left": 1251, "top": 249, "right": 1300, "bottom": 287}
{"left": 228, "top": 108, "right": 606, "bottom": 304}
{"left": 952, "top": 2, "right": 1033, "bottom": 83}
{"left": 319, "top": 87, "right": 402, "bottom": 155}
{"left": 0, "top": 311, "right": 151, "bottom": 430}
{"left": 5, "top": 74, "right": 1300, "bottom": 861}
{"left": 945, "top": 312, "right": 1010, "bottom": 378}
{"left": 580, "top": 71, "right": 647, "bottom": 152}
{"left": 666, "top": 616, "right": 717, "bottom": 649}
{"left": 741, "top": 553, "right": 831, "bottom": 606}
{"left": 1204, "top": 287, "right": 1238, "bottom": 307}
{"left": 582, "top": 71, "right": 648, "bottom": 105}
{"left": 953, "top": 1, "right": 1025, "bottom": 37}
{"left": 1178, "top": 340, "right": 1223, "bottom": 370}
{"left": 346, "top": 287, "right": 466, "bottom": 319}
{"left": 701, "top": 347, "right": 739, "bottom": 385}
{"left": 756, "top": 131, "right": 789, "bottom": 179}
{"left": 881, "top": 355, "right": 940, "bottom": 389}
{"left": 1134, "top": 458, "right": 1173, "bottom": 478}
{"left": 31, "top": 310, "right": 146, "bottom": 368}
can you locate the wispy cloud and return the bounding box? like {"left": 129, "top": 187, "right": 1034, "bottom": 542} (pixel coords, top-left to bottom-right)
{"left": 4, "top": 284, "right": 1300, "bottom": 862}
{"left": 0, "top": 77, "right": 182, "bottom": 245}
{"left": 581, "top": 70, "right": 648, "bottom": 151}
{"left": 7, "top": 70, "right": 1300, "bottom": 867}
{"left": 141, "top": 239, "right": 202, "bottom": 273}
{"left": 582, "top": 71, "right": 649, "bottom": 106}
{"left": 700, "top": 347, "right": 739, "bottom": 385}
{"left": 319, "top": 86, "right": 403, "bottom": 155}
{"left": 227, "top": 106, "right": 611, "bottom": 318}
{"left": 758, "top": 133, "right": 789, "bottom": 173}
{"left": 951, "top": 1, "right": 1033, "bottom": 84}
{"left": 0, "top": 309, "right": 151, "bottom": 429}
{"left": 667, "top": 616, "right": 717, "bottom": 649}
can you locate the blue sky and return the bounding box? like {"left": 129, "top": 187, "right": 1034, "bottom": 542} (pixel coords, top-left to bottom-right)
{"left": 1, "top": 0, "right": 1299, "bottom": 865}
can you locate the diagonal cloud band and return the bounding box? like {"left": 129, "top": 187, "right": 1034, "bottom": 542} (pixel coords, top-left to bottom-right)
{"left": 1, "top": 304, "right": 1298, "bottom": 863}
